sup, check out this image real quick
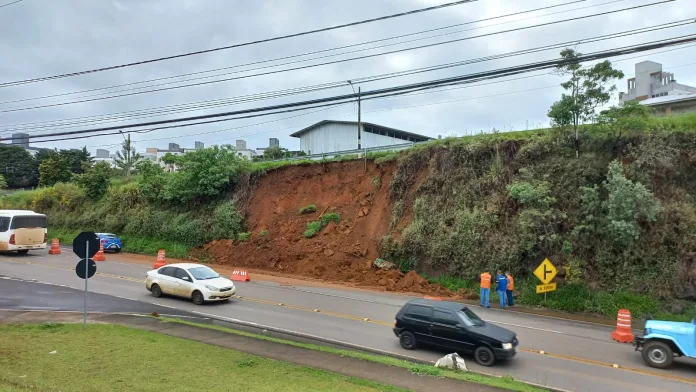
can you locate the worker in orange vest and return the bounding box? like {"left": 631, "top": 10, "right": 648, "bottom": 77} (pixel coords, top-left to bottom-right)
{"left": 505, "top": 271, "right": 514, "bottom": 307}
{"left": 479, "top": 269, "right": 492, "bottom": 308}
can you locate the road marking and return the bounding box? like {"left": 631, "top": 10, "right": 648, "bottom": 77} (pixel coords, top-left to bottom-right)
{"left": 485, "top": 320, "right": 562, "bottom": 334}
{"left": 1, "top": 257, "right": 143, "bottom": 283}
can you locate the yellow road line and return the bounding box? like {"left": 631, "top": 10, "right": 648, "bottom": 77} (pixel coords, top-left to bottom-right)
{"left": 1, "top": 258, "right": 143, "bottom": 283}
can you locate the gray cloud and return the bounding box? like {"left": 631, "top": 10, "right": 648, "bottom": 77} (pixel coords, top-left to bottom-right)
{"left": 1, "top": 0, "right": 694, "bottom": 154}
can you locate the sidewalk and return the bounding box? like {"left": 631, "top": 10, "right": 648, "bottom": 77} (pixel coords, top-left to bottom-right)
{"left": 0, "top": 310, "right": 503, "bottom": 392}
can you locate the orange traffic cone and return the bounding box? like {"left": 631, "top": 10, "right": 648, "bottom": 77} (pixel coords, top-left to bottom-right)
{"left": 153, "top": 249, "right": 166, "bottom": 269}
{"left": 93, "top": 243, "right": 106, "bottom": 262}
{"left": 611, "top": 309, "right": 635, "bottom": 343}
{"left": 48, "top": 238, "right": 61, "bottom": 255}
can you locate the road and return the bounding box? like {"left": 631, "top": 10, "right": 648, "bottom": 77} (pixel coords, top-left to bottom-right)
{"left": 1, "top": 249, "right": 694, "bottom": 392}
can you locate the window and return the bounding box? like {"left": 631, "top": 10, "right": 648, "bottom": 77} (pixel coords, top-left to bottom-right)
{"left": 10, "top": 215, "right": 47, "bottom": 229}
{"left": 159, "top": 267, "right": 175, "bottom": 277}
{"left": 404, "top": 305, "right": 432, "bottom": 321}
{"left": 0, "top": 217, "right": 9, "bottom": 232}
{"left": 433, "top": 309, "right": 459, "bottom": 326}
{"left": 458, "top": 307, "right": 485, "bottom": 327}
{"left": 188, "top": 266, "right": 219, "bottom": 280}
{"left": 174, "top": 268, "right": 192, "bottom": 281}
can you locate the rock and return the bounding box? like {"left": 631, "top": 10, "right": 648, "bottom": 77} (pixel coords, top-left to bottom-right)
{"left": 360, "top": 248, "right": 368, "bottom": 257}
{"left": 386, "top": 279, "right": 396, "bottom": 291}
{"left": 324, "top": 249, "right": 335, "bottom": 257}
{"left": 373, "top": 258, "right": 396, "bottom": 270}
{"left": 359, "top": 200, "right": 369, "bottom": 207}
{"left": 378, "top": 278, "right": 387, "bottom": 286}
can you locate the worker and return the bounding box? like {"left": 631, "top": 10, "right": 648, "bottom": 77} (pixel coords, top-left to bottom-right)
{"left": 505, "top": 270, "right": 514, "bottom": 307}
{"left": 479, "top": 269, "right": 492, "bottom": 308}
{"left": 496, "top": 270, "right": 508, "bottom": 309}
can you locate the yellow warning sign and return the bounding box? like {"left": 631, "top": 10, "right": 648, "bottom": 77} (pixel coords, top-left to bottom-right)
{"left": 534, "top": 258, "right": 557, "bottom": 285}
{"left": 536, "top": 283, "right": 557, "bottom": 294}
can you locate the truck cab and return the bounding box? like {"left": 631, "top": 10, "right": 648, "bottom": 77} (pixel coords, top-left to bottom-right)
{"left": 634, "top": 317, "right": 696, "bottom": 369}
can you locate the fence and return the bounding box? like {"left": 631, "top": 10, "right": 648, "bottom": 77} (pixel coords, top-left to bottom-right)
{"left": 269, "top": 141, "right": 426, "bottom": 162}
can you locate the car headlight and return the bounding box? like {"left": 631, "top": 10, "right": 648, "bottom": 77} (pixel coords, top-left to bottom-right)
{"left": 204, "top": 285, "right": 218, "bottom": 291}
{"left": 502, "top": 343, "right": 513, "bottom": 350}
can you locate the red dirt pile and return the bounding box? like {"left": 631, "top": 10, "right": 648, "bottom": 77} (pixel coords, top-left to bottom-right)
{"left": 198, "top": 160, "right": 454, "bottom": 297}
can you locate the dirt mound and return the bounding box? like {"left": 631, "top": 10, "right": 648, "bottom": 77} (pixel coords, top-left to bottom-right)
{"left": 198, "top": 160, "right": 453, "bottom": 297}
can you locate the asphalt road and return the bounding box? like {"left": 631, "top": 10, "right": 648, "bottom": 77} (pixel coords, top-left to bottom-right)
{"left": 1, "top": 249, "right": 695, "bottom": 392}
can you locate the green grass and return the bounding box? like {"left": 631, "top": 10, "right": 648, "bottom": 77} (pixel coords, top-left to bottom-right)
{"left": 304, "top": 221, "right": 322, "bottom": 238}
{"left": 299, "top": 204, "right": 317, "bottom": 214}
{"left": 47, "top": 228, "right": 191, "bottom": 259}
{"left": 320, "top": 212, "right": 340, "bottom": 226}
{"left": 259, "top": 230, "right": 269, "bottom": 237}
{"left": 238, "top": 232, "right": 251, "bottom": 242}
{"left": 162, "top": 318, "right": 545, "bottom": 392}
{"left": 0, "top": 324, "right": 405, "bottom": 392}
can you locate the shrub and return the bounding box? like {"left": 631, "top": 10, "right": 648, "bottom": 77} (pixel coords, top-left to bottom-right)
{"left": 303, "top": 221, "right": 321, "bottom": 238}
{"left": 320, "top": 212, "right": 340, "bottom": 226}
{"left": 211, "top": 201, "right": 244, "bottom": 241}
{"left": 238, "top": 232, "right": 251, "bottom": 242}
{"left": 299, "top": 205, "right": 317, "bottom": 214}
{"left": 259, "top": 230, "right": 268, "bottom": 237}
{"left": 73, "top": 161, "right": 112, "bottom": 199}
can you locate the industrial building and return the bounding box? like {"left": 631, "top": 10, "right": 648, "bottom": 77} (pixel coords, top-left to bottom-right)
{"left": 289, "top": 120, "right": 431, "bottom": 155}
{"left": 620, "top": 61, "right": 696, "bottom": 115}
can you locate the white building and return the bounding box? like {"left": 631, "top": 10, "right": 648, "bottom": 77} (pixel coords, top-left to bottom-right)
{"left": 620, "top": 61, "right": 696, "bottom": 102}
{"left": 145, "top": 142, "right": 204, "bottom": 172}
{"left": 289, "top": 120, "right": 431, "bottom": 155}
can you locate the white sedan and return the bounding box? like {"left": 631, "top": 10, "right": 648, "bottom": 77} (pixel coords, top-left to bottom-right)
{"left": 145, "top": 263, "right": 236, "bottom": 305}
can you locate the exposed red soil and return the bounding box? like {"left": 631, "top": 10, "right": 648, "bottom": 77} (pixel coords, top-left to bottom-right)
{"left": 197, "top": 160, "right": 456, "bottom": 298}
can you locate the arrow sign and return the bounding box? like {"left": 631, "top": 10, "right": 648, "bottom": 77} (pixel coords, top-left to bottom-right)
{"left": 533, "top": 258, "right": 557, "bottom": 285}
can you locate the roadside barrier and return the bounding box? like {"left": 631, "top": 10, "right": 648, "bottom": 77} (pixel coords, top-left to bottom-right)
{"left": 611, "top": 309, "right": 634, "bottom": 343}
{"left": 48, "top": 238, "right": 61, "bottom": 255}
{"left": 230, "top": 269, "right": 250, "bottom": 282}
{"left": 153, "top": 249, "right": 166, "bottom": 269}
{"left": 93, "top": 243, "right": 106, "bottom": 262}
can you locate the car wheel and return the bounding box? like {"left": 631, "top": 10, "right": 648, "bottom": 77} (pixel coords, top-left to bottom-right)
{"left": 399, "top": 331, "right": 418, "bottom": 350}
{"left": 150, "top": 284, "right": 162, "bottom": 298}
{"left": 474, "top": 346, "right": 496, "bottom": 367}
{"left": 16, "top": 250, "right": 29, "bottom": 255}
{"left": 642, "top": 341, "right": 673, "bottom": 369}
{"left": 192, "top": 291, "right": 205, "bottom": 305}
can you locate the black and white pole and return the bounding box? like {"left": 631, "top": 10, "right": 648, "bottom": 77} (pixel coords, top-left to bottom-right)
{"left": 84, "top": 240, "right": 88, "bottom": 328}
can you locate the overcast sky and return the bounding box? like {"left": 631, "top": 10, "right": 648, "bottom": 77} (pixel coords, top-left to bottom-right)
{"left": 1, "top": 0, "right": 694, "bottom": 155}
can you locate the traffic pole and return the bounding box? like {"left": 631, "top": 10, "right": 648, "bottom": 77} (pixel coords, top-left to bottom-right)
{"left": 84, "top": 241, "right": 88, "bottom": 328}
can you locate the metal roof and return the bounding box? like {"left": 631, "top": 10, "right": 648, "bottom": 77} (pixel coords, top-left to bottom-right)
{"left": 640, "top": 93, "right": 696, "bottom": 106}
{"left": 289, "top": 120, "right": 432, "bottom": 141}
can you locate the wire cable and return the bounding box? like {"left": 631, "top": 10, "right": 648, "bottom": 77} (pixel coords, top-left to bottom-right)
{"left": 0, "top": 0, "right": 22, "bottom": 9}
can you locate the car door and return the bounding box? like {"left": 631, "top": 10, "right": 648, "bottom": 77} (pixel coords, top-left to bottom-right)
{"left": 173, "top": 268, "right": 195, "bottom": 297}
{"left": 157, "top": 267, "right": 178, "bottom": 295}
{"left": 429, "top": 308, "right": 473, "bottom": 352}
{"left": 401, "top": 304, "right": 434, "bottom": 344}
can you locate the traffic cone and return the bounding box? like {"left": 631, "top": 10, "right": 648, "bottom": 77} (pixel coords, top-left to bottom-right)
{"left": 611, "top": 309, "right": 635, "bottom": 343}
{"left": 153, "top": 249, "right": 166, "bottom": 269}
{"left": 48, "top": 238, "right": 61, "bottom": 255}
{"left": 93, "top": 243, "right": 106, "bottom": 262}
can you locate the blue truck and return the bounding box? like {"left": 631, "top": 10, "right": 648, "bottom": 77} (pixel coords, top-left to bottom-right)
{"left": 96, "top": 233, "right": 123, "bottom": 253}
{"left": 633, "top": 317, "right": 696, "bottom": 369}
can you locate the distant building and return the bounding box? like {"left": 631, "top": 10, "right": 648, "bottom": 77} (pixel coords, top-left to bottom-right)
{"left": 0, "top": 133, "right": 44, "bottom": 157}
{"left": 96, "top": 149, "right": 111, "bottom": 158}
{"left": 620, "top": 61, "right": 696, "bottom": 115}
{"left": 94, "top": 149, "right": 116, "bottom": 167}
{"left": 145, "top": 141, "right": 204, "bottom": 172}
{"left": 289, "top": 120, "right": 431, "bottom": 155}
{"left": 269, "top": 138, "right": 280, "bottom": 148}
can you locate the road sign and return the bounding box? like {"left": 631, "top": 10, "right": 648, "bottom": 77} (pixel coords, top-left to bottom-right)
{"left": 534, "top": 258, "right": 557, "bottom": 285}
{"left": 72, "top": 232, "right": 100, "bottom": 260}
{"left": 536, "top": 282, "right": 557, "bottom": 294}
{"left": 75, "top": 259, "right": 97, "bottom": 279}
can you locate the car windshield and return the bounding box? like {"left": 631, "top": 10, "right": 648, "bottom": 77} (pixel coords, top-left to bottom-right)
{"left": 458, "top": 307, "right": 485, "bottom": 327}
{"left": 188, "top": 266, "right": 219, "bottom": 280}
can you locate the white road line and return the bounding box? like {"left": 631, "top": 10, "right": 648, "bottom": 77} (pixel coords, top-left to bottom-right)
{"left": 486, "top": 319, "right": 563, "bottom": 334}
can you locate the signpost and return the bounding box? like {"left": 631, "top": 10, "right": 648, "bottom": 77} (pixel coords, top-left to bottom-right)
{"left": 533, "top": 258, "right": 558, "bottom": 301}
{"left": 73, "top": 232, "right": 100, "bottom": 328}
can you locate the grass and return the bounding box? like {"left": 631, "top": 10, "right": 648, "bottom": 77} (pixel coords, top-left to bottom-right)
{"left": 0, "top": 324, "right": 405, "bottom": 392}
{"left": 238, "top": 232, "right": 251, "bottom": 242}
{"left": 303, "top": 221, "right": 322, "bottom": 238}
{"left": 47, "top": 228, "right": 191, "bottom": 259}
{"left": 299, "top": 204, "right": 317, "bottom": 214}
{"left": 259, "top": 230, "right": 269, "bottom": 237}
{"left": 320, "top": 212, "right": 340, "bottom": 226}
{"left": 162, "top": 317, "right": 546, "bottom": 392}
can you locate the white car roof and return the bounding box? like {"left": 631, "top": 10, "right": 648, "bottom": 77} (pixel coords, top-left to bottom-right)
{"left": 161, "top": 263, "right": 211, "bottom": 270}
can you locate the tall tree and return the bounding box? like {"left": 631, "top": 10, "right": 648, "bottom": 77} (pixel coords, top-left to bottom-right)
{"left": 59, "top": 147, "right": 94, "bottom": 174}
{"left": 0, "top": 145, "right": 38, "bottom": 187}
{"left": 38, "top": 157, "right": 73, "bottom": 187}
{"left": 0, "top": 174, "right": 7, "bottom": 190}
{"left": 548, "top": 49, "right": 624, "bottom": 157}
{"left": 113, "top": 135, "right": 142, "bottom": 177}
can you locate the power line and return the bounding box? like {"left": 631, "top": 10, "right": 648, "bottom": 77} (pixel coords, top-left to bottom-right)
{"left": 1, "top": 0, "right": 592, "bottom": 106}
{"left": 2, "top": 17, "right": 691, "bottom": 135}
{"left": 0, "top": 0, "right": 481, "bottom": 88}
{"left": 23, "top": 35, "right": 696, "bottom": 144}
{"left": 0, "top": 0, "right": 674, "bottom": 114}
{"left": 0, "top": 0, "right": 22, "bottom": 9}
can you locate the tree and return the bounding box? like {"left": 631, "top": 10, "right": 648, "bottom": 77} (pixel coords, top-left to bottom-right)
{"left": 59, "top": 147, "right": 94, "bottom": 174}
{"left": 596, "top": 100, "right": 651, "bottom": 141}
{"left": 73, "top": 161, "right": 113, "bottom": 199}
{"left": 263, "top": 146, "right": 284, "bottom": 160}
{"left": 0, "top": 174, "right": 7, "bottom": 190}
{"left": 38, "top": 157, "right": 73, "bottom": 187}
{"left": 0, "top": 145, "right": 38, "bottom": 187}
{"left": 548, "top": 49, "right": 624, "bottom": 157}
{"left": 113, "top": 136, "right": 141, "bottom": 177}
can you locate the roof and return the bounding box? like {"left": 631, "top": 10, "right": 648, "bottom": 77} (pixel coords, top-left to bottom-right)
{"left": 406, "top": 298, "right": 469, "bottom": 311}
{"left": 158, "top": 263, "right": 209, "bottom": 269}
{"left": 0, "top": 210, "right": 41, "bottom": 215}
{"left": 640, "top": 93, "right": 696, "bottom": 106}
{"left": 289, "top": 120, "right": 432, "bottom": 141}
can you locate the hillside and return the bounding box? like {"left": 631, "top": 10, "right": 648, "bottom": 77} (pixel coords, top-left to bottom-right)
{"left": 3, "top": 115, "right": 696, "bottom": 319}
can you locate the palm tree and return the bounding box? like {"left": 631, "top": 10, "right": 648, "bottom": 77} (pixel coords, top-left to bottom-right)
{"left": 113, "top": 134, "right": 141, "bottom": 177}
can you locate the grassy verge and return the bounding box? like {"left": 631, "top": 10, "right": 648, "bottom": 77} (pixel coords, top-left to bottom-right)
{"left": 162, "top": 317, "right": 546, "bottom": 392}
{"left": 425, "top": 274, "right": 696, "bottom": 322}
{"left": 47, "top": 229, "right": 191, "bottom": 259}
{"left": 0, "top": 323, "right": 407, "bottom": 392}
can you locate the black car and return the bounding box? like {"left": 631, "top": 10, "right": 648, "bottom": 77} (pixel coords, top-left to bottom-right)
{"left": 393, "top": 298, "right": 518, "bottom": 366}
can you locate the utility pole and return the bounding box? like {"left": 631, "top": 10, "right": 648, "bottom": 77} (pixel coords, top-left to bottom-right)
{"left": 126, "top": 133, "right": 131, "bottom": 177}
{"left": 357, "top": 86, "right": 362, "bottom": 150}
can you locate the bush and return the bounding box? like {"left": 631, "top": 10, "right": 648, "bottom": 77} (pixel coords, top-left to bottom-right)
{"left": 299, "top": 205, "right": 317, "bottom": 214}
{"left": 259, "top": 230, "right": 268, "bottom": 237}
{"left": 238, "top": 232, "right": 251, "bottom": 242}
{"left": 303, "top": 221, "right": 321, "bottom": 238}
{"left": 73, "top": 162, "right": 112, "bottom": 200}
{"left": 211, "top": 201, "right": 244, "bottom": 241}
{"left": 320, "top": 212, "right": 340, "bottom": 226}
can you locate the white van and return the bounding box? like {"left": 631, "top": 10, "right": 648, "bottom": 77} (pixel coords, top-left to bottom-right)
{"left": 0, "top": 210, "right": 47, "bottom": 254}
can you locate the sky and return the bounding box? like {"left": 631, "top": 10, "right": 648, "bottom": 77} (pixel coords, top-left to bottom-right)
{"left": 0, "top": 0, "right": 694, "bottom": 155}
